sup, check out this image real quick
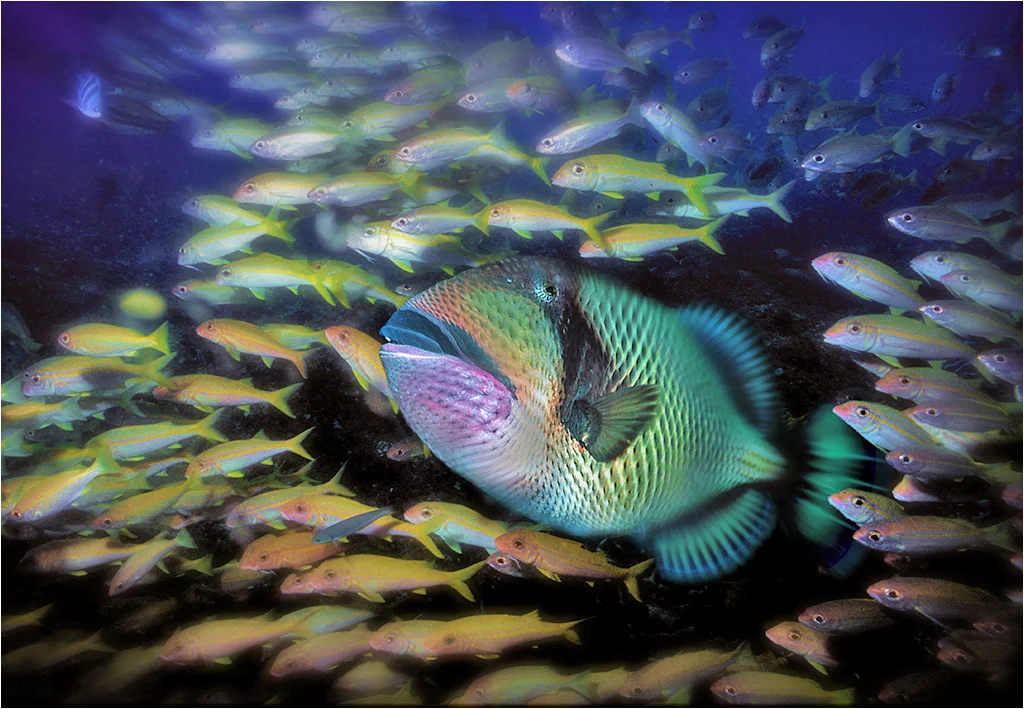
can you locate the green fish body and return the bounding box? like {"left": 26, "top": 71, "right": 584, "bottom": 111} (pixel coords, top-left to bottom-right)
{"left": 380, "top": 258, "right": 857, "bottom": 583}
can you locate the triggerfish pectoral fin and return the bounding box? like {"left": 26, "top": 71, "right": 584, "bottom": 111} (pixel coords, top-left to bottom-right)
{"left": 647, "top": 488, "right": 777, "bottom": 584}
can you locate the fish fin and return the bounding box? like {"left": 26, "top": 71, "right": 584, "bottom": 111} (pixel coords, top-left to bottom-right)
{"left": 267, "top": 519, "right": 288, "bottom": 531}
{"left": 228, "top": 146, "right": 253, "bottom": 161}
{"left": 286, "top": 286, "right": 301, "bottom": 296}
{"left": 250, "top": 288, "right": 267, "bottom": 301}
{"left": 351, "top": 369, "right": 371, "bottom": 392}
{"left": 681, "top": 173, "right": 726, "bottom": 217}
{"left": 877, "top": 355, "right": 902, "bottom": 368}
{"left": 476, "top": 653, "right": 501, "bottom": 660}
{"left": 176, "top": 528, "right": 197, "bottom": 549}
{"left": 226, "top": 348, "right": 242, "bottom": 361}
{"left": 447, "top": 560, "right": 485, "bottom": 601}
{"left": 391, "top": 259, "right": 416, "bottom": 274}
{"left": 288, "top": 427, "right": 316, "bottom": 461}
{"left": 623, "top": 559, "right": 654, "bottom": 602}
{"left": 697, "top": 215, "right": 729, "bottom": 254}
{"left": 441, "top": 537, "right": 463, "bottom": 554}
{"left": 69, "top": 570, "right": 89, "bottom": 577}
{"left": 929, "top": 135, "right": 948, "bottom": 156}
{"left": 413, "top": 527, "right": 445, "bottom": 559}
{"left": 648, "top": 488, "right": 777, "bottom": 583}
{"left": 268, "top": 382, "right": 302, "bottom": 419}
{"left": 791, "top": 405, "right": 873, "bottom": 579}
{"left": 550, "top": 229, "right": 565, "bottom": 241}
{"left": 892, "top": 48, "right": 903, "bottom": 78}
{"left": 677, "top": 304, "right": 779, "bottom": 437}
{"left": 664, "top": 686, "right": 693, "bottom": 705}
{"left": 644, "top": 192, "right": 661, "bottom": 201}
{"left": 889, "top": 308, "right": 905, "bottom": 316}
{"left": 566, "top": 384, "right": 660, "bottom": 463}
{"left": 473, "top": 208, "right": 491, "bottom": 236}
{"left": 358, "top": 590, "right": 386, "bottom": 603}
{"left": 260, "top": 356, "right": 275, "bottom": 368}
{"left": 149, "top": 321, "right": 173, "bottom": 356}
{"left": 440, "top": 266, "right": 455, "bottom": 276}
{"left": 808, "top": 660, "right": 829, "bottom": 676}
{"left": 600, "top": 192, "right": 625, "bottom": 199}
{"left": 537, "top": 568, "right": 562, "bottom": 582}
{"left": 411, "top": 588, "right": 427, "bottom": 595}
{"left": 513, "top": 228, "right": 533, "bottom": 240}
{"left": 768, "top": 180, "right": 796, "bottom": 223}
{"left": 214, "top": 656, "right": 233, "bottom": 665}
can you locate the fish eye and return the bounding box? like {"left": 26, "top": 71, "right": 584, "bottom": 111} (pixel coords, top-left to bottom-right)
{"left": 811, "top": 614, "right": 825, "bottom": 624}
{"left": 788, "top": 630, "right": 801, "bottom": 641}
{"left": 666, "top": 196, "right": 676, "bottom": 204}
{"left": 929, "top": 305, "right": 943, "bottom": 314}
{"left": 821, "top": 111, "right": 829, "bottom": 119}
{"left": 913, "top": 123, "right": 923, "bottom": 130}
{"left": 681, "top": 72, "right": 690, "bottom": 78}
{"left": 957, "top": 274, "right": 970, "bottom": 283}
{"left": 867, "top": 530, "right": 882, "bottom": 542}
{"left": 443, "top": 634, "right": 456, "bottom": 645}
{"left": 363, "top": 228, "right": 374, "bottom": 237}
{"left": 853, "top": 496, "right": 865, "bottom": 506}
{"left": 994, "top": 354, "right": 1006, "bottom": 363}
{"left": 848, "top": 323, "right": 862, "bottom": 334}
{"left": 924, "top": 407, "right": 937, "bottom": 416}
{"left": 233, "top": 73, "right": 243, "bottom": 81}
{"left": 989, "top": 622, "right": 1006, "bottom": 634}
{"left": 855, "top": 407, "right": 869, "bottom": 417}
{"left": 631, "top": 686, "right": 644, "bottom": 696}
{"left": 834, "top": 257, "right": 847, "bottom": 266}
{"left": 396, "top": 217, "right": 408, "bottom": 226}
{"left": 204, "top": 323, "right": 214, "bottom": 331}
{"left": 493, "top": 555, "right": 508, "bottom": 565}
{"left": 294, "top": 503, "right": 305, "bottom": 512}
{"left": 60, "top": 333, "right": 70, "bottom": 343}
{"left": 886, "top": 589, "right": 899, "bottom": 599}
{"left": 934, "top": 255, "right": 945, "bottom": 263}
{"left": 343, "top": 120, "right": 354, "bottom": 129}
{"left": 951, "top": 651, "right": 969, "bottom": 665}
{"left": 421, "top": 508, "right": 432, "bottom": 518}
{"left": 31, "top": 375, "right": 40, "bottom": 383}
{"left": 399, "top": 147, "right": 411, "bottom": 156}
{"left": 293, "top": 576, "right": 304, "bottom": 585}
{"left": 220, "top": 268, "right": 231, "bottom": 277}
{"left": 101, "top": 517, "right": 113, "bottom": 527}
{"left": 254, "top": 141, "right": 266, "bottom": 150}
{"left": 898, "top": 376, "right": 911, "bottom": 385}
{"left": 260, "top": 553, "right": 268, "bottom": 561}
{"left": 571, "top": 164, "right": 585, "bottom": 175}
{"left": 189, "top": 199, "right": 199, "bottom": 207}
{"left": 245, "top": 183, "right": 256, "bottom": 192}
{"left": 542, "top": 138, "right": 553, "bottom": 147}
{"left": 812, "top": 154, "right": 825, "bottom": 162}
{"left": 723, "top": 686, "right": 737, "bottom": 696}
{"left": 203, "top": 129, "right": 215, "bottom": 137}
{"left": 896, "top": 454, "right": 912, "bottom": 465}
{"left": 393, "top": 90, "right": 404, "bottom": 98}
{"left": 11, "top": 510, "right": 21, "bottom": 519}
{"left": 325, "top": 570, "right": 336, "bottom": 579}
{"left": 375, "top": 156, "right": 388, "bottom": 166}
{"left": 386, "top": 633, "right": 396, "bottom": 642}
{"left": 512, "top": 538, "right": 524, "bottom": 548}
{"left": 465, "top": 94, "right": 477, "bottom": 102}
{"left": 566, "top": 43, "right": 576, "bottom": 52}
{"left": 490, "top": 208, "right": 501, "bottom": 217}
{"left": 294, "top": 115, "right": 305, "bottom": 123}
{"left": 708, "top": 136, "right": 718, "bottom": 143}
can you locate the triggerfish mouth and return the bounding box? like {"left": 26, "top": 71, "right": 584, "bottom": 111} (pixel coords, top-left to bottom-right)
{"left": 380, "top": 257, "right": 864, "bottom": 584}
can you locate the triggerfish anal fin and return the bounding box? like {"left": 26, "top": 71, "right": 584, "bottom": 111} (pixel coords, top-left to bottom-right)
{"left": 646, "top": 488, "right": 778, "bottom": 584}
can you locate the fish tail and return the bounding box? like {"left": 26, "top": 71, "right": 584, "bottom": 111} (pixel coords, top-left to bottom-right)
{"left": 192, "top": 409, "right": 228, "bottom": 443}
{"left": 817, "top": 73, "right": 835, "bottom": 102}
{"left": 903, "top": 169, "right": 918, "bottom": 186}
{"left": 563, "top": 619, "right": 586, "bottom": 645}
{"left": 139, "top": 353, "right": 175, "bottom": 386}
{"left": 624, "top": 94, "right": 644, "bottom": 127}
{"left": 892, "top": 48, "right": 904, "bottom": 78}
{"left": 175, "top": 528, "right": 197, "bottom": 549}
{"left": 681, "top": 173, "right": 726, "bottom": 217}
{"left": 623, "top": 558, "right": 654, "bottom": 602}
{"left": 985, "top": 519, "right": 1018, "bottom": 552}
{"left": 323, "top": 462, "right": 356, "bottom": 497}
{"left": 528, "top": 156, "right": 550, "bottom": 183}
{"left": 83, "top": 630, "right": 116, "bottom": 655}
{"left": 697, "top": 215, "right": 729, "bottom": 254}
{"left": 985, "top": 220, "right": 1012, "bottom": 251}
{"left": 583, "top": 211, "right": 614, "bottom": 251}
{"left": 473, "top": 207, "right": 491, "bottom": 236}
{"left": 891, "top": 123, "right": 914, "bottom": 159}
{"left": 269, "top": 382, "right": 302, "bottom": 418}
{"left": 767, "top": 179, "right": 796, "bottom": 223}
{"left": 447, "top": 560, "right": 486, "bottom": 601}
{"left": 790, "top": 405, "right": 879, "bottom": 579}
{"left": 290, "top": 349, "right": 310, "bottom": 379}
{"left": 183, "top": 553, "right": 215, "bottom": 576}
{"left": 149, "top": 321, "right": 173, "bottom": 356}
{"left": 264, "top": 206, "right": 296, "bottom": 246}
{"left": 288, "top": 427, "right": 316, "bottom": 461}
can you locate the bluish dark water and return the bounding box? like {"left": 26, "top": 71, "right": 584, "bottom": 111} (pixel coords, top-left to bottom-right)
{"left": 1, "top": 2, "right": 1021, "bottom": 706}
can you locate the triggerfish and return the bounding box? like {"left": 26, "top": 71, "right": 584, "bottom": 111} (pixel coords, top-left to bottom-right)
{"left": 379, "top": 257, "right": 863, "bottom": 584}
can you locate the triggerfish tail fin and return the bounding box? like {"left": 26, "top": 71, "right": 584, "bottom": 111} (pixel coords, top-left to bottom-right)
{"left": 646, "top": 488, "right": 778, "bottom": 584}
{"left": 768, "top": 180, "right": 796, "bottom": 223}
{"left": 789, "top": 405, "right": 880, "bottom": 579}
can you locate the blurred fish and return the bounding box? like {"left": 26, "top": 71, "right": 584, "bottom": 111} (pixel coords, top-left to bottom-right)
{"left": 804, "top": 100, "right": 882, "bottom": 131}
{"left": 932, "top": 72, "right": 957, "bottom": 103}
{"left": 744, "top": 17, "right": 786, "bottom": 39}
{"left": 196, "top": 319, "right": 309, "bottom": 378}
{"left": 711, "top": 671, "right": 854, "bottom": 705}
{"left": 675, "top": 57, "right": 730, "bottom": 86}
{"left": 798, "top": 598, "right": 897, "bottom": 635}
{"left": 867, "top": 577, "right": 1010, "bottom": 627}
{"left": 832, "top": 400, "right": 935, "bottom": 452}
{"left": 688, "top": 10, "right": 716, "bottom": 32}
{"left": 811, "top": 252, "right": 924, "bottom": 314}
{"left": 823, "top": 314, "right": 977, "bottom": 365}
{"left": 73, "top": 71, "right": 104, "bottom": 119}
{"left": 421, "top": 610, "right": 584, "bottom": 658}
{"left": 761, "top": 25, "right": 805, "bottom": 68}
{"left": 764, "top": 621, "right": 838, "bottom": 670}
{"left": 624, "top": 28, "right": 692, "bottom": 60}
{"left": 859, "top": 49, "right": 903, "bottom": 98}
{"left": 854, "top": 515, "right": 1016, "bottom": 555}
{"left": 941, "top": 269, "right": 1022, "bottom": 311}
{"left": 880, "top": 94, "right": 927, "bottom": 116}
{"left": 554, "top": 37, "right": 646, "bottom": 75}
{"left": 918, "top": 301, "right": 1021, "bottom": 344}
{"left": 875, "top": 367, "right": 991, "bottom": 405}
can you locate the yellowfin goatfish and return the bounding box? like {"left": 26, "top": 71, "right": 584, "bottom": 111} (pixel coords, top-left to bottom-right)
{"left": 652, "top": 182, "right": 795, "bottom": 222}
{"left": 232, "top": 172, "right": 328, "bottom": 207}
{"left": 213, "top": 253, "right": 336, "bottom": 305}
{"left": 21, "top": 354, "right": 172, "bottom": 396}
{"left": 185, "top": 428, "right": 314, "bottom": 479}
{"left": 823, "top": 314, "right": 977, "bottom": 366}
{"left": 551, "top": 154, "right": 724, "bottom": 217}
{"left": 579, "top": 217, "right": 728, "bottom": 260}
{"left": 57, "top": 322, "right": 171, "bottom": 358}
{"left": 421, "top": 610, "right": 584, "bottom": 658}
{"left": 152, "top": 374, "right": 302, "bottom": 418}
{"left": 178, "top": 206, "right": 295, "bottom": 266}
{"left": 379, "top": 257, "right": 864, "bottom": 583}
{"left": 196, "top": 319, "right": 310, "bottom": 378}
{"left": 811, "top": 252, "right": 924, "bottom": 314}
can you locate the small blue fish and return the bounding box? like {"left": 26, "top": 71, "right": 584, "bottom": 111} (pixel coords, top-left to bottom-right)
{"left": 74, "top": 72, "right": 104, "bottom": 119}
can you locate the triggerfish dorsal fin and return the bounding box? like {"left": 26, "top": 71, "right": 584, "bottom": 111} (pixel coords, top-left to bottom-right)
{"left": 676, "top": 305, "right": 779, "bottom": 438}
{"left": 647, "top": 488, "right": 777, "bottom": 584}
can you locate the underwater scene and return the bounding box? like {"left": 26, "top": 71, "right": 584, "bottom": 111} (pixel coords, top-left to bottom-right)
{"left": 1, "top": 1, "right": 1022, "bottom": 706}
